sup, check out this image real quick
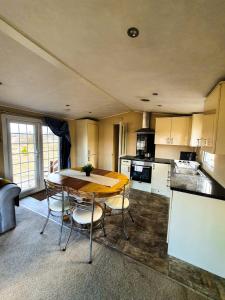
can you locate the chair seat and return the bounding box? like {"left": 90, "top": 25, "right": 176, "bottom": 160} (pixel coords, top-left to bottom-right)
{"left": 105, "top": 195, "right": 129, "bottom": 210}
{"left": 49, "top": 199, "right": 70, "bottom": 212}
{"left": 73, "top": 205, "right": 103, "bottom": 225}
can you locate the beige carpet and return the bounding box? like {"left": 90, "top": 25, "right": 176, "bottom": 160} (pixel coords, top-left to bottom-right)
{"left": 0, "top": 206, "right": 207, "bottom": 300}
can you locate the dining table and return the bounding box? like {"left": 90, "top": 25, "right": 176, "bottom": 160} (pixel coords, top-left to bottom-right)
{"left": 46, "top": 167, "right": 130, "bottom": 263}
{"left": 47, "top": 167, "right": 129, "bottom": 198}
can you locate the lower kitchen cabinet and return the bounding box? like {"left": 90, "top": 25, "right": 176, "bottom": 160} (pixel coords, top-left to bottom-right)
{"left": 151, "top": 163, "right": 171, "bottom": 198}
{"left": 120, "top": 159, "right": 131, "bottom": 178}
{"left": 168, "top": 191, "right": 225, "bottom": 278}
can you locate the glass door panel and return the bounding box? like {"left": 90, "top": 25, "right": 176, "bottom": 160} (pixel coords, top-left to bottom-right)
{"left": 9, "top": 122, "right": 38, "bottom": 192}
{"left": 42, "top": 126, "right": 60, "bottom": 178}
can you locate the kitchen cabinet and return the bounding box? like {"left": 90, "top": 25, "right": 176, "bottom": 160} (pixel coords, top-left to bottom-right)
{"left": 201, "top": 81, "right": 225, "bottom": 155}
{"left": 151, "top": 163, "right": 171, "bottom": 197}
{"left": 155, "top": 116, "right": 191, "bottom": 146}
{"left": 120, "top": 159, "right": 131, "bottom": 178}
{"left": 190, "top": 114, "right": 203, "bottom": 147}
{"left": 75, "top": 119, "right": 98, "bottom": 167}
{"left": 201, "top": 113, "right": 216, "bottom": 152}
{"left": 155, "top": 118, "right": 171, "bottom": 145}
{"left": 215, "top": 83, "right": 225, "bottom": 154}
{"left": 168, "top": 191, "right": 225, "bottom": 278}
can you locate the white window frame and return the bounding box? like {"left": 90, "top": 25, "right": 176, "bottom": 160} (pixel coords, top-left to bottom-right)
{"left": 1, "top": 114, "right": 60, "bottom": 197}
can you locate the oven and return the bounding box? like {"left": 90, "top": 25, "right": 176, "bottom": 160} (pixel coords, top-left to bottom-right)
{"left": 130, "top": 160, "right": 152, "bottom": 183}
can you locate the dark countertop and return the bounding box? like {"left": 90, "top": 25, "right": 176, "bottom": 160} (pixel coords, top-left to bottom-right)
{"left": 120, "top": 155, "right": 171, "bottom": 164}
{"left": 170, "top": 162, "right": 225, "bottom": 201}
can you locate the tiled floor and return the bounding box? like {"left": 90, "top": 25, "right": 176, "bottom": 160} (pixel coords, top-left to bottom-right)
{"left": 21, "top": 190, "right": 225, "bottom": 300}
{"left": 94, "top": 189, "right": 225, "bottom": 300}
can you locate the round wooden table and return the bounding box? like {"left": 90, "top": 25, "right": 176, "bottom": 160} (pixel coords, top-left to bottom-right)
{"left": 47, "top": 168, "right": 129, "bottom": 198}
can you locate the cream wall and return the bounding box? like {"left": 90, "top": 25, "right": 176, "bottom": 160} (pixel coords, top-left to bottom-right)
{"left": 98, "top": 112, "right": 142, "bottom": 170}
{"left": 199, "top": 151, "right": 225, "bottom": 187}
{"left": 155, "top": 145, "right": 195, "bottom": 160}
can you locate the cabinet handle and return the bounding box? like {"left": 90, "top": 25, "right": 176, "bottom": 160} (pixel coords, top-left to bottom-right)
{"left": 128, "top": 167, "right": 130, "bottom": 172}
{"left": 152, "top": 163, "right": 155, "bottom": 170}
{"left": 170, "top": 137, "right": 173, "bottom": 144}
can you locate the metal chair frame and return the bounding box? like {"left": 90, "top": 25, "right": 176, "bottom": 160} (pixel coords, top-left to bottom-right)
{"left": 40, "top": 180, "right": 71, "bottom": 249}
{"left": 104, "top": 182, "right": 134, "bottom": 240}
{"left": 63, "top": 190, "right": 106, "bottom": 264}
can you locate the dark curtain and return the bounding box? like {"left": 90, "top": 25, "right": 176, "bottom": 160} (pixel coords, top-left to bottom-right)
{"left": 45, "top": 117, "right": 71, "bottom": 169}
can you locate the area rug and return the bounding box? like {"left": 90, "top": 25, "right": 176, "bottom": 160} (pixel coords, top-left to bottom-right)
{"left": 30, "top": 190, "right": 46, "bottom": 201}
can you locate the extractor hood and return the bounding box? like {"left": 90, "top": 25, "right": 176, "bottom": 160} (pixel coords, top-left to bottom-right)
{"left": 136, "top": 112, "right": 155, "bottom": 134}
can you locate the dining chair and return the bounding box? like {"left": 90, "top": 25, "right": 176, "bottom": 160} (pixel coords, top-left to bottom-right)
{"left": 63, "top": 190, "right": 106, "bottom": 264}
{"left": 104, "top": 182, "right": 134, "bottom": 240}
{"left": 40, "top": 180, "right": 70, "bottom": 248}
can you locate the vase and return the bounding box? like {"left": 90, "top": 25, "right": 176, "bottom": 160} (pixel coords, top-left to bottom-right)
{"left": 85, "top": 171, "right": 91, "bottom": 176}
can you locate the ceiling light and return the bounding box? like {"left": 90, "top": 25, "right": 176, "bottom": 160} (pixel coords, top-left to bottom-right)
{"left": 65, "top": 104, "right": 70, "bottom": 107}
{"left": 140, "top": 98, "right": 150, "bottom": 102}
{"left": 0, "top": 82, "right": 2, "bottom": 85}
{"left": 89, "top": 112, "right": 92, "bottom": 114}
{"left": 157, "top": 104, "right": 162, "bottom": 107}
{"left": 127, "top": 27, "right": 139, "bottom": 38}
{"left": 152, "top": 92, "right": 158, "bottom": 96}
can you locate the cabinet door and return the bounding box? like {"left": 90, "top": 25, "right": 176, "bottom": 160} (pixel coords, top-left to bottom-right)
{"left": 151, "top": 163, "right": 171, "bottom": 197}
{"left": 170, "top": 117, "right": 191, "bottom": 146}
{"left": 216, "top": 84, "right": 225, "bottom": 154}
{"left": 201, "top": 114, "right": 216, "bottom": 153}
{"left": 120, "top": 159, "right": 131, "bottom": 178}
{"left": 87, "top": 123, "right": 98, "bottom": 167}
{"left": 190, "top": 114, "right": 203, "bottom": 147}
{"left": 155, "top": 118, "right": 171, "bottom": 145}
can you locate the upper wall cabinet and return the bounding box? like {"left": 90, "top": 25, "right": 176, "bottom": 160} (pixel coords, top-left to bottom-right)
{"left": 190, "top": 114, "right": 203, "bottom": 147}
{"left": 202, "top": 81, "right": 225, "bottom": 155}
{"left": 75, "top": 119, "right": 99, "bottom": 167}
{"left": 155, "top": 116, "right": 191, "bottom": 146}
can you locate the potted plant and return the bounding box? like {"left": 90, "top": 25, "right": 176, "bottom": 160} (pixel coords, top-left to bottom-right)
{"left": 81, "top": 164, "right": 94, "bottom": 177}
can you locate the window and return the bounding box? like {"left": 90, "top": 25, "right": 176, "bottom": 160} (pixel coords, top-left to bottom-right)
{"left": 9, "top": 122, "right": 37, "bottom": 191}
{"left": 203, "top": 151, "right": 215, "bottom": 170}
{"left": 42, "top": 126, "right": 60, "bottom": 178}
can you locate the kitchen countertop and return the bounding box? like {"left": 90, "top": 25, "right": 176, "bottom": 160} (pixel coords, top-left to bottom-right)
{"left": 120, "top": 155, "right": 171, "bottom": 164}
{"left": 170, "top": 162, "right": 225, "bottom": 201}
{"left": 120, "top": 155, "right": 225, "bottom": 200}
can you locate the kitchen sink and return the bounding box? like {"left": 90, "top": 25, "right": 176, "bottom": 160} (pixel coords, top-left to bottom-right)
{"left": 174, "top": 167, "right": 206, "bottom": 177}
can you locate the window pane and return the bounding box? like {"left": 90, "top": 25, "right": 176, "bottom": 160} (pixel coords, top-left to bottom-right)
{"left": 42, "top": 126, "right": 60, "bottom": 177}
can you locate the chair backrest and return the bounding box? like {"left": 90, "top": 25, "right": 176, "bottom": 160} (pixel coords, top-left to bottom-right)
{"left": 68, "top": 188, "right": 96, "bottom": 210}
{"left": 44, "top": 179, "right": 67, "bottom": 203}
{"left": 49, "top": 160, "right": 59, "bottom": 173}
{"left": 121, "top": 181, "right": 131, "bottom": 198}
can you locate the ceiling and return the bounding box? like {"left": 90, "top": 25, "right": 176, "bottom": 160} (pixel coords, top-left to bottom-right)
{"left": 0, "top": 0, "right": 225, "bottom": 119}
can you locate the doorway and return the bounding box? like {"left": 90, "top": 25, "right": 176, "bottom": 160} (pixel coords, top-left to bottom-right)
{"left": 2, "top": 115, "right": 60, "bottom": 197}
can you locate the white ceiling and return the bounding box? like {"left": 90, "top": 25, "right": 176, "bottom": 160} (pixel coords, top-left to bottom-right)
{"left": 0, "top": 0, "right": 225, "bottom": 118}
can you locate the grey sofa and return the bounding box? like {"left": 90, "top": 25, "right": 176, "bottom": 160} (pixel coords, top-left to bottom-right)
{"left": 0, "top": 184, "right": 21, "bottom": 234}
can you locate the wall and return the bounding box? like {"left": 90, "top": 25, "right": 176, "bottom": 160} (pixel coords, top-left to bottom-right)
{"left": 0, "top": 105, "right": 76, "bottom": 178}
{"left": 98, "top": 111, "right": 142, "bottom": 170}
{"left": 155, "top": 145, "right": 195, "bottom": 160}
{"left": 199, "top": 150, "right": 225, "bottom": 187}
{"left": 98, "top": 111, "right": 194, "bottom": 170}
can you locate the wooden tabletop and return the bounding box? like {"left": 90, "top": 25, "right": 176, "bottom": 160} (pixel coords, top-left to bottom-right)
{"left": 47, "top": 168, "right": 129, "bottom": 198}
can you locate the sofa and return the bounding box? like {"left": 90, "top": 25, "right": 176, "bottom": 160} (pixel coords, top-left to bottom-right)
{"left": 0, "top": 183, "right": 21, "bottom": 234}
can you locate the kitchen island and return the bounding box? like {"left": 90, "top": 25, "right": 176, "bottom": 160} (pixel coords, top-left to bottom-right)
{"left": 168, "top": 163, "right": 225, "bottom": 278}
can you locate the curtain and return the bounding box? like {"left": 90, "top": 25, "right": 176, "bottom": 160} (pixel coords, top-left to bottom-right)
{"left": 45, "top": 117, "right": 71, "bottom": 169}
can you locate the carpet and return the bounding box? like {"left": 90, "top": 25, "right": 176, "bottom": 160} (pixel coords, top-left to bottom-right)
{"left": 20, "top": 192, "right": 225, "bottom": 300}
{"left": 0, "top": 206, "right": 206, "bottom": 300}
